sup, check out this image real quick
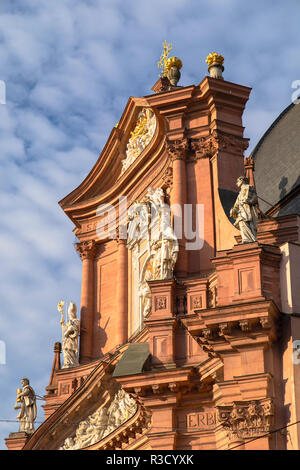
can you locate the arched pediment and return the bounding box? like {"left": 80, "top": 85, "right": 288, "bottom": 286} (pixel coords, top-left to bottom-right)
{"left": 59, "top": 96, "right": 166, "bottom": 228}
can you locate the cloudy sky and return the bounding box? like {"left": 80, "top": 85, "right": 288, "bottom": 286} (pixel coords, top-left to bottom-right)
{"left": 0, "top": 0, "right": 300, "bottom": 448}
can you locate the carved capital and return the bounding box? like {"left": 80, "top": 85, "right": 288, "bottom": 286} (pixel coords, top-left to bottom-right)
{"left": 212, "top": 129, "right": 249, "bottom": 155}
{"left": 75, "top": 240, "right": 97, "bottom": 261}
{"left": 190, "top": 134, "right": 218, "bottom": 159}
{"left": 191, "top": 130, "right": 249, "bottom": 160}
{"left": 166, "top": 138, "right": 188, "bottom": 161}
{"left": 217, "top": 398, "right": 274, "bottom": 441}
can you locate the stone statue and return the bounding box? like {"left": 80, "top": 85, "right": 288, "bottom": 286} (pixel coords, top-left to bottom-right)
{"left": 139, "top": 272, "right": 152, "bottom": 318}
{"left": 127, "top": 187, "right": 178, "bottom": 325}
{"left": 230, "top": 176, "right": 259, "bottom": 243}
{"left": 14, "top": 378, "right": 37, "bottom": 434}
{"left": 149, "top": 188, "right": 179, "bottom": 279}
{"left": 61, "top": 302, "right": 80, "bottom": 369}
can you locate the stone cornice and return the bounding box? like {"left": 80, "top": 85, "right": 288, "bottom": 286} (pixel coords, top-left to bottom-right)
{"left": 181, "top": 299, "right": 280, "bottom": 354}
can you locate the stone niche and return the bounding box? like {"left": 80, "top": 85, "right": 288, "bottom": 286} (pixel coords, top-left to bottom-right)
{"left": 127, "top": 187, "right": 178, "bottom": 337}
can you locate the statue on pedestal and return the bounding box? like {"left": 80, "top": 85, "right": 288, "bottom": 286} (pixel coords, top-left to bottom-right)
{"left": 58, "top": 301, "right": 80, "bottom": 369}
{"left": 14, "top": 378, "right": 37, "bottom": 434}
{"left": 230, "top": 176, "right": 259, "bottom": 243}
{"left": 150, "top": 188, "right": 179, "bottom": 279}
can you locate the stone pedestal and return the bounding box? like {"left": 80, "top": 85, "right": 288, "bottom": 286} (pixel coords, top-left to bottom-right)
{"left": 5, "top": 432, "right": 30, "bottom": 450}
{"left": 146, "top": 279, "right": 176, "bottom": 368}
{"left": 212, "top": 242, "right": 281, "bottom": 308}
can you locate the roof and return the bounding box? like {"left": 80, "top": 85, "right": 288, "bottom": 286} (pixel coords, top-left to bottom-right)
{"left": 251, "top": 101, "right": 300, "bottom": 215}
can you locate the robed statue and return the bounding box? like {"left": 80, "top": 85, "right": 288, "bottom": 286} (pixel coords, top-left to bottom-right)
{"left": 60, "top": 301, "right": 80, "bottom": 368}
{"left": 14, "top": 378, "right": 37, "bottom": 434}
{"left": 230, "top": 176, "right": 259, "bottom": 243}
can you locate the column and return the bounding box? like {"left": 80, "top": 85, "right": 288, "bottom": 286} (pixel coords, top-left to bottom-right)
{"left": 75, "top": 240, "right": 96, "bottom": 363}
{"left": 167, "top": 139, "right": 188, "bottom": 278}
{"left": 116, "top": 238, "right": 128, "bottom": 345}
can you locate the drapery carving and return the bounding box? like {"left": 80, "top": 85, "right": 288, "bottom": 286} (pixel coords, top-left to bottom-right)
{"left": 127, "top": 187, "right": 178, "bottom": 323}
{"left": 59, "top": 388, "right": 137, "bottom": 450}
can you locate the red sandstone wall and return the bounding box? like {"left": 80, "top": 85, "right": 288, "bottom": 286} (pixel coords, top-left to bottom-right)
{"left": 94, "top": 241, "right": 118, "bottom": 356}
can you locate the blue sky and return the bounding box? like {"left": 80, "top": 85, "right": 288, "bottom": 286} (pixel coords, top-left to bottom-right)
{"left": 0, "top": 0, "right": 300, "bottom": 449}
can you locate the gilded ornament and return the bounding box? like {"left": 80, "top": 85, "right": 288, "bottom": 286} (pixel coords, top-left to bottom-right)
{"left": 205, "top": 52, "right": 224, "bottom": 67}
{"left": 121, "top": 108, "right": 156, "bottom": 175}
{"left": 164, "top": 56, "right": 182, "bottom": 73}
{"left": 157, "top": 40, "right": 173, "bottom": 77}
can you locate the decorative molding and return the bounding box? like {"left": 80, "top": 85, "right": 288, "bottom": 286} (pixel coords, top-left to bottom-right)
{"left": 175, "top": 294, "right": 187, "bottom": 315}
{"left": 191, "top": 295, "right": 202, "bottom": 310}
{"left": 218, "top": 322, "right": 231, "bottom": 336}
{"left": 217, "top": 398, "right": 274, "bottom": 440}
{"left": 260, "top": 317, "right": 270, "bottom": 329}
{"left": 190, "top": 130, "right": 249, "bottom": 160}
{"left": 162, "top": 165, "right": 173, "bottom": 194}
{"left": 166, "top": 138, "right": 189, "bottom": 161}
{"left": 190, "top": 135, "right": 217, "bottom": 159}
{"left": 155, "top": 296, "right": 167, "bottom": 310}
{"left": 213, "top": 130, "right": 249, "bottom": 154}
{"left": 202, "top": 328, "right": 214, "bottom": 340}
{"left": 239, "top": 319, "right": 251, "bottom": 332}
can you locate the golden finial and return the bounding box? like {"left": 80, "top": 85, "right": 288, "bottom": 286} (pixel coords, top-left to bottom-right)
{"left": 157, "top": 40, "right": 173, "bottom": 77}
{"left": 164, "top": 56, "right": 183, "bottom": 73}
{"left": 205, "top": 52, "right": 224, "bottom": 67}
{"left": 206, "top": 52, "right": 224, "bottom": 80}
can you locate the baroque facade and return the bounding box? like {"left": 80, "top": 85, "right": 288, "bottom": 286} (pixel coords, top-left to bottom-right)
{"left": 5, "top": 55, "right": 300, "bottom": 450}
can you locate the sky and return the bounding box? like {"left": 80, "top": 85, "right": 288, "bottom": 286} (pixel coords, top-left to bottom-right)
{"left": 0, "top": 0, "right": 300, "bottom": 449}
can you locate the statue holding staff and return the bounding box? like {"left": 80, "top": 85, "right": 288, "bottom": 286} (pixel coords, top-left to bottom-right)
{"left": 14, "top": 378, "right": 37, "bottom": 434}
{"left": 58, "top": 301, "right": 80, "bottom": 369}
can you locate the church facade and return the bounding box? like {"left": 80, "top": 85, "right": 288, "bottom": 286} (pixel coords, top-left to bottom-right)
{"left": 5, "top": 52, "right": 300, "bottom": 450}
